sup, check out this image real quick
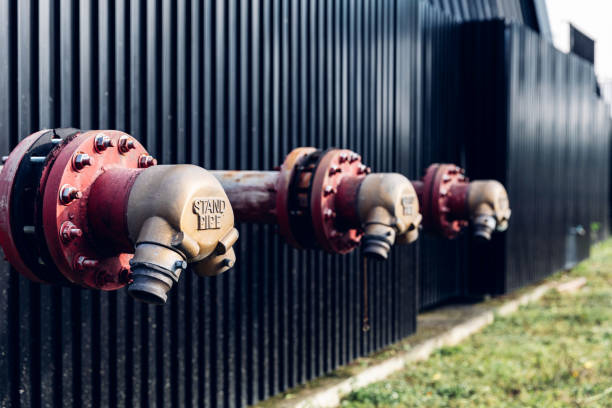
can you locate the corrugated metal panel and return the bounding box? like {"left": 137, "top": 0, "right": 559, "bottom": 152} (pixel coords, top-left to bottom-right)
{"left": 416, "top": 0, "right": 556, "bottom": 310}
{"left": 461, "top": 21, "right": 611, "bottom": 295}
{"left": 531, "top": 0, "right": 553, "bottom": 42}
{"left": 414, "top": 1, "right": 468, "bottom": 310}
{"left": 428, "top": 0, "right": 542, "bottom": 32}
{"left": 0, "top": 1, "right": 609, "bottom": 407}
{"left": 0, "top": 1, "right": 423, "bottom": 406}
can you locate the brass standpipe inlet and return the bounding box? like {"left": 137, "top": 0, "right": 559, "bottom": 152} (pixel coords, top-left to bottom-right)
{"left": 464, "top": 180, "right": 510, "bottom": 240}
{"left": 122, "top": 165, "right": 238, "bottom": 304}
{"left": 338, "top": 173, "right": 422, "bottom": 260}
{"left": 412, "top": 164, "right": 511, "bottom": 240}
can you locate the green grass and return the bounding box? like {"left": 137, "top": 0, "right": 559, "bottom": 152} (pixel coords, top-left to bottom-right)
{"left": 342, "top": 240, "right": 612, "bottom": 408}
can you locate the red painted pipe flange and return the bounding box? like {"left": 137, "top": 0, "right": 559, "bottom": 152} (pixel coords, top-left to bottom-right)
{"left": 276, "top": 148, "right": 369, "bottom": 254}
{"left": 309, "top": 149, "right": 368, "bottom": 254}
{"left": 276, "top": 147, "right": 317, "bottom": 249}
{"left": 0, "top": 129, "right": 51, "bottom": 282}
{"left": 41, "top": 130, "right": 149, "bottom": 290}
{"left": 0, "top": 129, "right": 154, "bottom": 290}
{"left": 417, "top": 163, "right": 470, "bottom": 239}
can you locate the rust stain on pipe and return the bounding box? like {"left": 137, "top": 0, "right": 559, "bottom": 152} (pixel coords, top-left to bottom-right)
{"left": 211, "top": 171, "right": 279, "bottom": 223}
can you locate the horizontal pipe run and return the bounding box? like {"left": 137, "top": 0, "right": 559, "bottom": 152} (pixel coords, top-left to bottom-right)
{"left": 211, "top": 171, "right": 279, "bottom": 224}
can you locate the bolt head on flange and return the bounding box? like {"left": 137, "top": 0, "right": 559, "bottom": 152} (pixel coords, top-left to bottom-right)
{"left": 94, "top": 134, "right": 115, "bottom": 152}
{"left": 59, "top": 185, "right": 83, "bottom": 205}
{"left": 72, "top": 152, "right": 93, "bottom": 171}
{"left": 118, "top": 136, "right": 136, "bottom": 154}
{"left": 74, "top": 255, "right": 99, "bottom": 271}
{"left": 357, "top": 164, "right": 371, "bottom": 175}
{"left": 60, "top": 221, "right": 83, "bottom": 243}
{"left": 324, "top": 185, "right": 336, "bottom": 196}
{"left": 138, "top": 154, "right": 157, "bottom": 168}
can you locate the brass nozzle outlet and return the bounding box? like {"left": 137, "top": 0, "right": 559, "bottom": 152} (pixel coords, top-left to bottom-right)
{"left": 467, "top": 180, "right": 511, "bottom": 240}
{"left": 126, "top": 165, "right": 238, "bottom": 304}
{"left": 357, "top": 173, "right": 422, "bottom": 260}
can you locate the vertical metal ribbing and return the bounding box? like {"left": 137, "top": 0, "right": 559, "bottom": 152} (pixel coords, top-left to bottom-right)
{"left": 2, "top": 1, "right": 607, "bottom": 408}
{"left": 429, "top": 0, "right": 543, "bottom": 32}
{"left": 462, "top": 21, "right": 610, "bottom": 295}
{"left": 415, "top": 1, "right": 469, "bottom": 311}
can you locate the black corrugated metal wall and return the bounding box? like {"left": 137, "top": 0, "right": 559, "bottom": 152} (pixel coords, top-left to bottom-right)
{"left": 414, "top": 1, "right": 469, "bottom": 310}
{"left": 0, "top": 1, "right": 609, "bottom": 407}
{"left": 462, "top": 21, "right": 611, "bottom": 295}
{"left": 415, "top": 0, "right": 553, "bottom": 310}
{"left": 417, "top": 6, "right": 610, "bottom": 308}
{"left": 428, "top": 0, "right": 542, "bottom": 31}
{"left": 0, "top": 1, "right": 424, "bottom": 406}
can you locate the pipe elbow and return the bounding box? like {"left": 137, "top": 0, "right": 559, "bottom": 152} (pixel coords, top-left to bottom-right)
{"left": 126, "top": 165, "right": 238, "bottom": 304}
{"left": 357, "top": 173, "right": 422, "bottom": 260}
{"left": 467, "top": 180, "right": 511, "bottom": 240}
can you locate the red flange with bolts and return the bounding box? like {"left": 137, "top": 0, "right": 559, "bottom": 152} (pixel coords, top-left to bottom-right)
{"left": 277, "top": 148, "right": 370, "bottom": 254}
{"left": 41, "top": 130, "right": 152, "bottom": 289}
{"left": 412, "top": 164, "right": 469, "bottom": 239}
{"left": 412, "top": 163, "right": 511, "bottom": 240}
{"left": 212, "top": 147, "right": 421, "bottom": 259}
{"left": 0, "top": 129, "right": 153, "bottom": 290}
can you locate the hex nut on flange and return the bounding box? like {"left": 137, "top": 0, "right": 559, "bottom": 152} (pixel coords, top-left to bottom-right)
{"left": 118, "top": 136, "right": 136, "bottom": 154}
{"left": 72, "top": 152, "right": 93, "bottom": 171}
{"left": 94, "top": 134, "right": 115, "bottom": 152}
{"left": 59, "top": 185, "right": 83, "bottom": 205}
{"left": 74, "top": 255, "right": 99, "bottom": 271}
{"left": 60, "top": 221, "right": 83, "bottom": 243}
{"left": 138, "top": 155, "right": 157, "bottom": 168}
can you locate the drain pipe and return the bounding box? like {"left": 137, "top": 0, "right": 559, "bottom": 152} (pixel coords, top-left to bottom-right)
{"left": 212, "top": 148, "right": 422, "bottom": 260}
{"left": 411, "top": 164, "right": 511, "bottom": 240}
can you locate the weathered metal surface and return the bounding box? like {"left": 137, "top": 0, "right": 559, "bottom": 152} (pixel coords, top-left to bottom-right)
{"left": 0, "top": 0, "right": 605, "bottom": 407}
{"left": 211, "top": 171, "right": 278, "bottom": 224}
{"left": 0, "top": 130, "right": 50, "bottom": 282}
{"left": 0, "top": 1, "right": 421, "bottom": 406}
{"left": 413, "top": 164, "right": 470, "bottom": 239}
{"left": 461, "top": 21, "right": 611, "bottom": 295}
{"left": 214, "top": 148, "right": 421, "bottom": 258}
{"left": 1, "top": 127, "right": 239, "bottom": 304}
{"left": 413, "top": 162, "right": 512, "bottom": 242}
{"left": 40, "top": 130, "right": 147, "bottom": 290}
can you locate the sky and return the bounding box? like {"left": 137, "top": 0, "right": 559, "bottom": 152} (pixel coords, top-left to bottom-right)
{"left": 545, "top": 0, "right": 612, "bottom": 81}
